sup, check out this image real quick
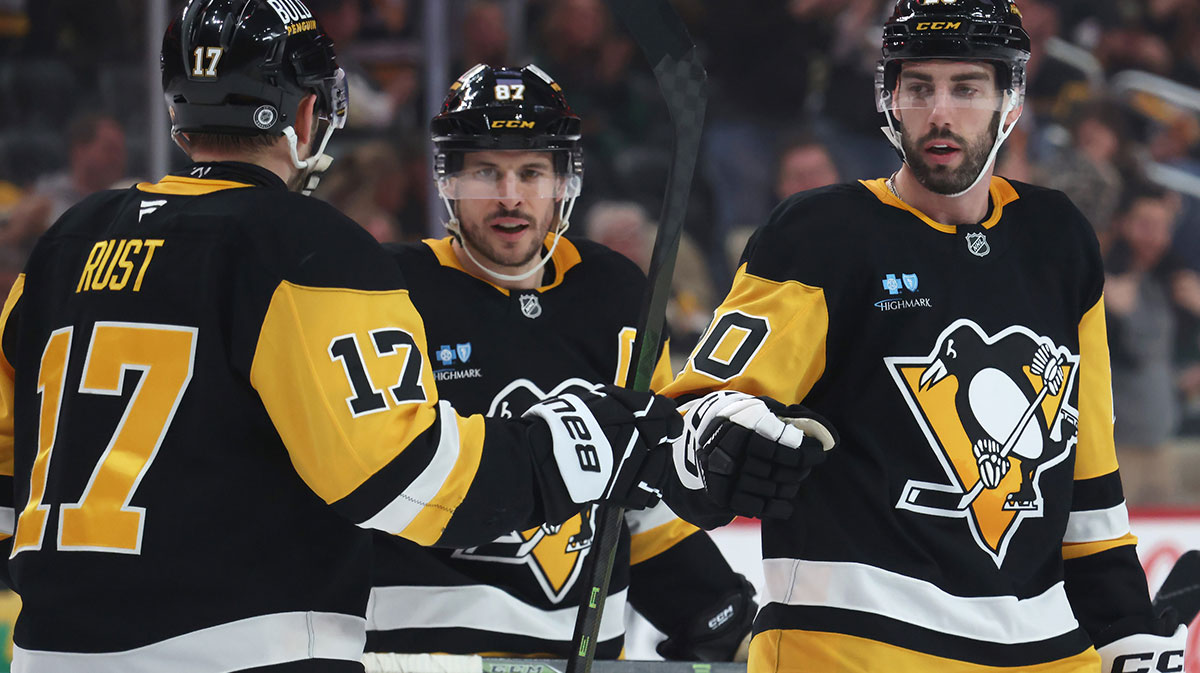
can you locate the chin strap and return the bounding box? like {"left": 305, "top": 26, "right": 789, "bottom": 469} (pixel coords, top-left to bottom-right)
{"left": 879, "top": 90, "right": 1022, "bottom": 199}
{"left": 439, "top": 191, "right": 579, "bottom": 284}
{"left": 283, "top": 124, "right": 337, "bottom": 196}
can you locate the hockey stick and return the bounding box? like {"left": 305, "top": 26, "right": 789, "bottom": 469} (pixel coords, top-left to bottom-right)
{"left": 903, "top": 353, "right": 1064, "bottom": 513}
{"left": 567, "top": 3, "right": 707, "bottom": 673}
{"left": 1153, "top": 550, "right": 1200, "bottom": 625}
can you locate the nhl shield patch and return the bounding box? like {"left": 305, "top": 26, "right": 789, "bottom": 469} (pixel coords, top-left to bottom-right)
{"left": 965, "top": 232, "right": 991, "bottom": 257}
{"left": 519, "top": 293, "right": 543, "bottom": 319}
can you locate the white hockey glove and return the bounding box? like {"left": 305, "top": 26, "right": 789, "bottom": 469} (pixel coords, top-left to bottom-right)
{"left": 524, "top": 384, "right": 678, "bottom": 525}
{"left": 1097, "top": 623, "right": 1187, "bottom": 673}
{"left": 669, "top": 391, "right": 838, "bottom": 524}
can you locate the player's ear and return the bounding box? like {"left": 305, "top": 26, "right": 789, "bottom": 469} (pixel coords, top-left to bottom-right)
{"left": 1005, "top": 101, "right": 1023, "bottom": 127}
{"left": 294, "top": 94, "right": 318, "bottom": 148}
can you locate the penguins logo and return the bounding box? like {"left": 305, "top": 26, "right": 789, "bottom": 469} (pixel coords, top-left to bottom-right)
{"left": 885, "top": 319, "right": 1079, "bottom": 566}
{"left": 452, "top": 377, "right": 599, "bottom": 603}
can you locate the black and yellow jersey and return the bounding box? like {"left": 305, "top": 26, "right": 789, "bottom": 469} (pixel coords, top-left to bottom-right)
{"left": 662, "top": 177, "right": 1154, "bottom": 672}
{"left": 366, "top": 236, "right": 745, "bottom": 658}
{"left": 0, "top": 162, "right": 561, "bottom": 672}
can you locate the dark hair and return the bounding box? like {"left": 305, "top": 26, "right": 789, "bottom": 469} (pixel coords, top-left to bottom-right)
{"left": 67, "top": 114, "right": 121, "bottom": 151}
{"left": 1116, "top": 181, "right": 1169, "bottom": 217}
{"left": 183, "top": 133, "right": 280, "bottom": 155}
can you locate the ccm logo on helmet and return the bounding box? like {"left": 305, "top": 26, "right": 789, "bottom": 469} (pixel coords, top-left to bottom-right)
{"left": 491, "top": 120, "right": 536, "bottom": 129}
{"left": 1109, "top": 649, "right": 1185, "bottom": 673}
{"left": 916, "top": 21, "right": 963, "bottom": 30}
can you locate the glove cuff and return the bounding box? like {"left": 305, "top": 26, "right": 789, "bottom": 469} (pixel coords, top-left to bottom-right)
{"left": 1097, "top": 623, "right": 1186, "bottom": 673}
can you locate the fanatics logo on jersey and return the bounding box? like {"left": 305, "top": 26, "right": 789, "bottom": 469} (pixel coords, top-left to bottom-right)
{"left": 884, "top": 319, "right": 1078, "bottom": 566}
{"left": 519, "top": 293, "right": 543, "bottom": 319}
{"left": 875, "top": 273, "right": 932, "bottom": 311}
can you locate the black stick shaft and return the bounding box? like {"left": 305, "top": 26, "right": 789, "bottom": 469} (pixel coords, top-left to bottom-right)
{"left": 567, "top": 2, "right": 707, "bottom": 672}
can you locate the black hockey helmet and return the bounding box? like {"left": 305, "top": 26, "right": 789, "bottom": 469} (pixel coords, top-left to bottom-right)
{"left": 161, "top": 0, "right": 348, "bottom": 138}
{"left": 431, "top": 64, "right": 583, "bottom": 176}
{"left": 878, "top": 0, "right": 1031, "bottom": 96}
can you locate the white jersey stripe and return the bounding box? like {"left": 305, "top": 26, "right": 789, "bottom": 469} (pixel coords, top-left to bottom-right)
{"left": 366, "top": 585, "right": 627, "bottom": 643}
{"left": 1063, "top": 503, "right": 1130, "bottom": 544}
{"left": 359, "top": 400, "right": 459, "bottom": 535}
{"left": 624, "top": 498, "right": 680, "bottom": 535}
{"left": 761, "top": 558, "right": 1079, "bottom": 645}
{"left": 0, "top": 506, "right": 14, "bottom": 536}
{"left": 12, "top": 611, "right": 366, "bottom": 672}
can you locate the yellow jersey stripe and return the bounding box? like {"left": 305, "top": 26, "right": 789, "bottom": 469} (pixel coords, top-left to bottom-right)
{"left": 397, "top": 411, "right": 488, "bottom": 546}
{"left": 1062, "top": 533, "right": 1138, "bottom": 561}
{"left": 749, "top": 628, "right": 1098, "bottom": 673}
{"left": 0, "top": 274, "right": 22, "bottom": 478}
{"left": 136, "top": 175, "right": 254, "bottom": 196}
{"left": 859, "top": 177, "right": 1020, "bottom": 233}
{"left": 629, "top": 519, "right": 698, "bottom": 565}
{"left": 423, "top": 235, "right": 583, "bottom": 295}
{"left": 1076, "top": 295, "right": 1117, "bottom": 479}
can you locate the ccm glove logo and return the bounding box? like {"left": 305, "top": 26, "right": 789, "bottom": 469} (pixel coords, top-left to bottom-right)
{"left": 1109, "top": 650, "right": 1184, "bottom": 673}
{"left": 1099, "top": 625, "right": 1188, "bottom": 673}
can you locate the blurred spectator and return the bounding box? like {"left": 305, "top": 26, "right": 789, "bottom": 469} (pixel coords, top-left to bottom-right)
{"left": 774, "top": 134, "right": 841, "bottom": 200}
{"left": 1034, "top": 101, "right": 1131, "bottom": 248}
{"left": 584, "top": 201, "right": 714, "bottom": 359}
{"left": 456, "top": 0, "right": 510, "bottom": 75}
{"left": 0, "top": 113, "right": 126, "bottom": 256}
{"left": 1106, "top": 184, "right": 1200, "bottom": 504}
{"left": 529, "top": 0, "right": 664, "bottom": 227}
{"left": 310, "top": 0, "right": 417, "bottom": 130}
{"left": 314, "top": 139, "right": 425, "bottom": 243}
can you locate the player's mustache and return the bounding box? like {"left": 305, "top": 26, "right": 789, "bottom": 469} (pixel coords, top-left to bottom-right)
{"left": 917, "top": 128, "right": 968, "bottom": 147}
{"left": 486, "top": 207, "right": 535, "bottom": 225}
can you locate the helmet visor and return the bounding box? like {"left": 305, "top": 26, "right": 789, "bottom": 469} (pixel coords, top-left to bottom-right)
{"left": 438, "top": 164, "right": 582, "bottom": 201}
{"left": 876, "top": 62, "right": 1011, "bottom": 113}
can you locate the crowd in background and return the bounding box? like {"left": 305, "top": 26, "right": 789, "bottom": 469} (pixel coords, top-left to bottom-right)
{"left": 1, "top": 0, "right": 1200, "bottom": 505}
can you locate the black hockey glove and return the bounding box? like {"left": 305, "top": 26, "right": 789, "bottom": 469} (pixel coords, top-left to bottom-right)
{"left": 524, "top": 384, "right": 679, "bottom": 526}
{"left": 669, "top": 391, "right": 838, "bottom": 525}
{"left": 657, "top": 577, "right": 757, "bottom": 662}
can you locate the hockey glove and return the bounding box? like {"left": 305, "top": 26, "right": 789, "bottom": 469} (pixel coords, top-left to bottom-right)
{"left": 656, "top": 577, "right": 757, "bottom": 662}
{"left": 671, "top": 391, "right": 838, "bottom": 524}
{"left": 524, "top": 384, "right": 679, "bottom": 526}
{"left": 1096, "top": 619, "right": 1186, "bottom": 673}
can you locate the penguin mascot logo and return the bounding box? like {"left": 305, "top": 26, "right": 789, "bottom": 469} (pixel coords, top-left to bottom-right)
{"left": 452, "top": 377, "right": 598, "bottom": 603}
{"left": 885, "top": 319, "right": 1079, "bottom": 566}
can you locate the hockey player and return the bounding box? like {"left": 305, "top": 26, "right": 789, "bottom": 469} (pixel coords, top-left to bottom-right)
{"left": 663, "top": 0, "right": 1189, "bottom": 671}
{"left": 0, "top": 3, "right": 684, "bottom": 671}
{"left": 364, "top": 64, "right": 757, "bottom": 661}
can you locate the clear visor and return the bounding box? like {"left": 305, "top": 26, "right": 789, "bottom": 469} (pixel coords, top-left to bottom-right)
{"left": 326, "top": 68, "right": 349, "bottom": 130}
{"left": 437, "top": 164, "right": 582, "bottom": 200}
{"left": 875, "top": 63, "right": 1014, "bottom": 113}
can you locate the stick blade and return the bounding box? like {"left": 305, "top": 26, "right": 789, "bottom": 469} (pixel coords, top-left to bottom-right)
{"left": 1153, "top": 550, "right": 1200, "bottom": 625}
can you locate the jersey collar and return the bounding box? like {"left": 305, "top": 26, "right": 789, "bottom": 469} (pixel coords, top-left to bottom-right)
{"left": 424, "top": 234, "right": 582, "bottom": 296}
{"left": 136, "top": 162, "right": 284, "bottom": 196}
{"left": 859, "top": 176, "right": 1020, "bottom": 233}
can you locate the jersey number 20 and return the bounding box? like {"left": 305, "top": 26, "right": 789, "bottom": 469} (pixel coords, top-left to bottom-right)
{"left": 13, "top": 322, "right": 196, "bottom": 556}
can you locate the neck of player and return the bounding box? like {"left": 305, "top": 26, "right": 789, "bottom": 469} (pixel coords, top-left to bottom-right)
{"left": 893, "top": 164, "right": 993, "bottom": 226}
{"left": 451, "top": 238, "right": 545, "bottom": 291}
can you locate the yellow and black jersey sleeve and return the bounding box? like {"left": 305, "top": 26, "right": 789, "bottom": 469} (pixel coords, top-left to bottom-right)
{"left": 1063, "top": 294, "right": 1155, "bottom": 644}
{"left": 661, "top": 263, "right": 828, "bottom": 405}
{"left": 613, "top": 327, "right": 675, "bottom": 392}
{"left": 0, "top": 274, "right": 21, "bottom": 542}
{"left": 250, "top": 280, "right": 539, "bottom": 547}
